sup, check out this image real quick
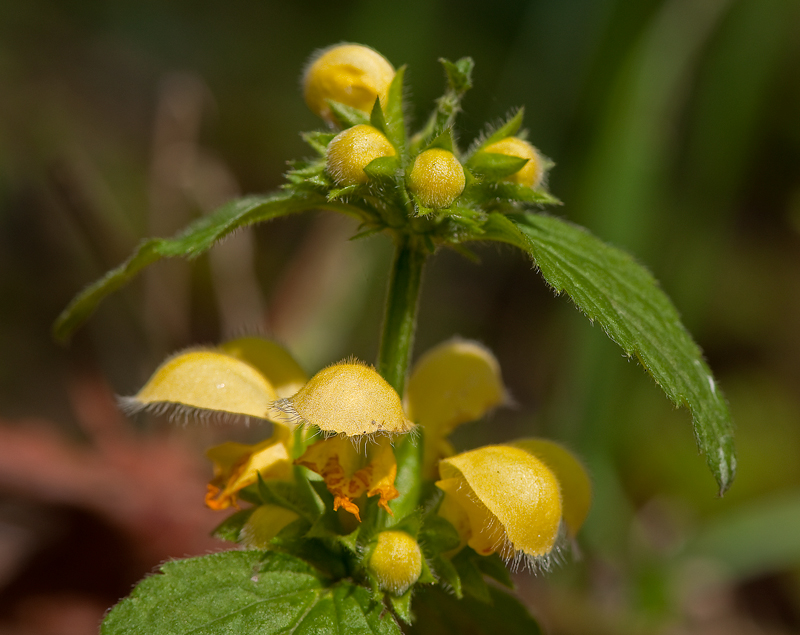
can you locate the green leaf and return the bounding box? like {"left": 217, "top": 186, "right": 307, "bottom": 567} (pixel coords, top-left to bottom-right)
{"left": 424, "top": 127, "right": 455, "bottom": 153}
{"left": 389, "top": 590, "right": 413, "bottom": 624}
{"left": 370, "top": 97, "right": 388, "bottom": 135}
{"left": 364, "top": 156, "right": 400, "bottom": 181}
{"left": 301, "top": 131, "right": 336, "bottom": 156}
{"left": 507, "top": 212, "right": 736, "bottom": 494}
{"left": 211, "top": 508, "right": 254, "bottom": 543}
{"left": 430, "top": 555, "right": 461, "bottom": 598}
{"left": 473, "top": 553, "right": 513, "bottom": 589}
{"left": 441, "top": 57, "right": 474, "bottom": 95}
{"left": 451, "top": 549, "right": 490, "bottom": 604}
{"left": 470, "top": 108, "right": 525, "bottom": 156}
{"left": 256, "top": 473, "right": 324, "bottom": 522}
{"left": 383, "top": 66, "right": 407, "bottom": 153}
{"left": 327, "top": 100, "right": 370, "bottom": 128}
{"left": 467, "top": 152, "right": 530, "bottom": 180}
{"left": 471, "top": 212, "right": 528, "bottom": 249}
{"left": 465, "top": 181, "right": 561, "bottom": 207}
{"left": 102, "top": 551, "right": 401, "bottom": 635}
{"left": 405, "top": 584, "right": 543, "bottom": 635}
{"left": 53, "top": 193, "right": 358, "bottom": 342}
{"left": 419, "top": 515, "right": 461, "bottom": 556}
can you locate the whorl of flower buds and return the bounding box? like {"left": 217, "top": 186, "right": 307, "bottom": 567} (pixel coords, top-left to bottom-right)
{"left": 303, "top": 44, "right": 395, "bottom": 123}
{"left": 326, "top": 124, "right": 396, "bottom": 186}
{"left": 407, "top": 148, "right": 466, "bottom": 209}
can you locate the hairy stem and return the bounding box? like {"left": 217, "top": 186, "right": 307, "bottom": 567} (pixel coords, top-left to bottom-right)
{"left": 377, "top": 235, "right": 426, "bottom": 396}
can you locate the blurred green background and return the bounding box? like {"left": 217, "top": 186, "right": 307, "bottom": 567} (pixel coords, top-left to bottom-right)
{"left": 1, "top": 0, "right": 800, "bottom": 633}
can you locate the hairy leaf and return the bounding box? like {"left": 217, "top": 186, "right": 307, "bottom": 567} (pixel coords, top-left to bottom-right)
{"left": 502, "top": 212, "right": 735, "bottom": 494}
{"left": 102, "top": 551, "right": 401, "bottom": 635}
{"left": 469, "top": 108, "right": 525, "bottom": 157}
{"left": 384, "top": 66, "right": 407, "bottom": 153}
{"left": 54, "top": 193, "right": 360, "bottom": 342}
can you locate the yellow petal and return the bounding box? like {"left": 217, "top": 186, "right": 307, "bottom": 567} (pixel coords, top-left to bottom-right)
{"left": 278, "top": 360, "right": 414, "bottom": 437}
{"left": 406, "top": 339, "right": 506, "bottom": 432}
{"left": 369, "top": 530, "right": 423, "bottom": 595}
{"left": 406, "top": 339, "right": 506, "bottom": 475}
{"left": 125, "top": 350, "right": 278, "bottom": 421}
{"left": 510, "top": 439, "right": 591, "bottom": 536}
{"left": 436, "top": 476, "right": 506, "bottom": 557}
{"left": 239, "top": 505, "right": 300, "bottom": 549}
{"left": 360, "top": 438, "right": 399, "bottom": 515}
{"left": 435, "top": 477, "right": 473, "bottom": 552}
{"left": 205, "top": 436, "right": 292, "bottom": 510}
{"left": 219, "top": 337, "right": 307, "bottom": 398}
{"left": 439, "top": 445, "right": 562, "bottom": 558}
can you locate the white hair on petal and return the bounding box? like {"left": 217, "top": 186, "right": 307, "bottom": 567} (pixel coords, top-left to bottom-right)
{"left": 116, "top": 395, "right": 267, "bottom": 428}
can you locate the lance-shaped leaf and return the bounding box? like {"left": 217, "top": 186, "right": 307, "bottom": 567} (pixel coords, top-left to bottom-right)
{"left": 102, "top": 551, "right": 402, "bottom": 635}
{"left": 53, "top": 192, "right": 361, "bottom": 342}
{"left": 383, "top": 66, "right": 407, "bottom": 153}
{"left": 482, "top": 212, "right": 735, "bottom": 494}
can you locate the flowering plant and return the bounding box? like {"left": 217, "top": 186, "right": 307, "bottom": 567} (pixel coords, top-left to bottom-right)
{"left": 55, "top": 44, "right": 734, "bottom": 634}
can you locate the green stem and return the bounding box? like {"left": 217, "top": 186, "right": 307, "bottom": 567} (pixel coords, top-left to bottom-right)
{"left": 377, "top": 234, "right": 426, "bottom": 396}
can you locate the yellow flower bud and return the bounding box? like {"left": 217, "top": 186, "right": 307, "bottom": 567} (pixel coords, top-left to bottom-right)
{"left": 276, "top": 359, "right": 414, "bottom": 437}
{"left": 326, "top": 124, "right": 396, "bottom": 186}
{"left": 239, "top": 504, "right": 300, "bottom": 549}
{"left": 482, "top": 137, "right": 543, "bottom": 188}
{"left": 407, "top": 148, "right": 466, "bottom": 209}
{"left": 303, "top": 44, "right": 395, "bottom": 123}
{"left": 437, "top": 445, "right": 563, "bottom": 563}
{"left": 369, "top": 530, "right": 423, "bottom": 595}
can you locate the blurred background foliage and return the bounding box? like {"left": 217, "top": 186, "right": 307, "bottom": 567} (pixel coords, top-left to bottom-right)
{"left": 1, "top": 0, "right": 800, "bottom": 633}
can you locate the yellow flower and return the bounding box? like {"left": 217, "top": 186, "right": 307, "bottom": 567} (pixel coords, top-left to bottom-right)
{"left": 482, "top": 137, "right": 544, "bottom": 188}
{"left": 294, "top": 435, "right": 399, "bottom": 521}
{"left": 436, "top": 441, "right": 591, "bottom": 568}
{"left": 326, "top": 124, "right": 396, "bottom": 186}
{"left": 407, "top": 148, "right": 466, "bottom": 209}
{"left": 204, "top": 427, "right": 293, "bottom": 511}
{"left": 122, "top": 336, "right": 307, "bottom": 510}
{"left": 276, "top": 359, "right": 415, "bottom": 521}
{"left": 303, "top": 43, "right": 395, "bottom": 123}
{"left": 127, "top": 340, "right": 416, "bottom": 518}
{"left": 404, "top": 338, "right": 508, "bottom": 477}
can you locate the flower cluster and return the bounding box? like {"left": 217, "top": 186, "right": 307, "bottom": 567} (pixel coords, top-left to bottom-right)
{"left": 127, "top": 334, "right": 590, "bottom": 593}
